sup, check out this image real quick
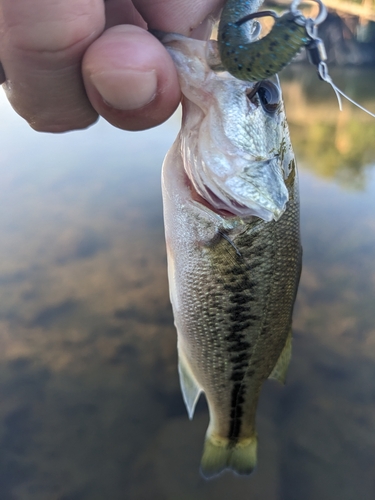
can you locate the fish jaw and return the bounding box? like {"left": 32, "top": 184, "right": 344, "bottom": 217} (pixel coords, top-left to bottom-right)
{"left": 161, "top": 33, "right": 293, "bottom": 222}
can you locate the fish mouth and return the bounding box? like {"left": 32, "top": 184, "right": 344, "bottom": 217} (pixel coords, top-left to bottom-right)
{"left": 187, "top": 157, "right": 289, "bottom": 222}
{"left": 187, "top": 176, "right": 247, "bottom": 218}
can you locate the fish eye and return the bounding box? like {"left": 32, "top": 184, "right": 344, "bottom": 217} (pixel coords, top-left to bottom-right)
{"left": 257, "top": 81, "right": 281, "bottom": 114}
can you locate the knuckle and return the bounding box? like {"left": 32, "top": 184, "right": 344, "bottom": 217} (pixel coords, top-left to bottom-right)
{"left": 2, "top": 4, "right": 105, "bottom": 58}
{"left": 30, "top": 115, "right": 98, "bottom": 133}
{"left": 28, "top": 108, "right": 99, "bottom": 133}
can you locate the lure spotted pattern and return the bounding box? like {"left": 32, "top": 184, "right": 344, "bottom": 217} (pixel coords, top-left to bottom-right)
{"left": 218, "top": 0, "right": 327, "bottom": 82}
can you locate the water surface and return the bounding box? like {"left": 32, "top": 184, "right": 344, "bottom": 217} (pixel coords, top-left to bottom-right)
{"left": 0, "top": 66, "right": 374, "bottom": 500}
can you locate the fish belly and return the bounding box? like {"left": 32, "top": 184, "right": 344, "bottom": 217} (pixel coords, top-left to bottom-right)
{"left": 162, "top": 136, "right": 301, "bottom": 478}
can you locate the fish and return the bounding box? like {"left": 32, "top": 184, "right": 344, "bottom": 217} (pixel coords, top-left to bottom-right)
{"left": 160, "top": 31, "right": 301, "bottom": 478}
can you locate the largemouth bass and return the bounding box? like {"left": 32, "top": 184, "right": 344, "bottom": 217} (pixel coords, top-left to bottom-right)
{"left": 161, "top": 32, "right": 301, "bottom": 478}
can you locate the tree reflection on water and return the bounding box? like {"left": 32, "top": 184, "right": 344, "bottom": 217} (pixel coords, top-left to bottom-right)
{"left": 281, "top": 66, "right": 375, "bottom": 189}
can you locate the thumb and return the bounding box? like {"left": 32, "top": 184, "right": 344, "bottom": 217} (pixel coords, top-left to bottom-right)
{"left": 82, "top": 25, "right": 181, "bottom": 131}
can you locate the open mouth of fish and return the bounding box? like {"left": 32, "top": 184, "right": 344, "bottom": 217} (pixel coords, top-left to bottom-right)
{"left": 185, "top": 172, "right": 251, "bottom": 218}
{"left": 183, "top": 151, "right": 288, "bottom": 221}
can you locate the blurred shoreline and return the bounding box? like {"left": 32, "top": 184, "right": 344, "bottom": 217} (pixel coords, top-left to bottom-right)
{"left": 265, "top": 0, "right": 375, "bottom": 66}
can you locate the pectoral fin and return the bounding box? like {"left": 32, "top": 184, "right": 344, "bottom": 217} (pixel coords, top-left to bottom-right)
{"left": 268, "top": 329, "right": 292, "bottom": 385}
{"left": 178, "top": 351, "right": 202, "bottom": 419}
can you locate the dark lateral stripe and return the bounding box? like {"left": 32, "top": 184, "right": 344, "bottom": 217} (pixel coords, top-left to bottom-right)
{"left": 232, "top": 362, "right": 249, "bottom": 372}
{"left": 227, "top": 304, "right": 248, "bottom": 315}
{"left": 230, "top": 353, "right": 250, "bottom": 364}
{"left": 227, "top": 341, "right": 251, "bottom": 353}
{"left": 226, "top": 321, "right": 251, "bottom": 336}
{"left": 231, "top": 370, "right": 245, "bottom": 381}
{"left": 231, "top": 294, "right": 250, "bottom": 304}
{"left": 229, "top": 382, "right": 246, "bottom": 439}
{"left": 223, "top": 280, "right": 257, "bottom": 293}
{"left": 221, "top": 245, "right": 261, "bottom": 442}
{"left": 230, "top": 266, "right": 245, "bottom": 275}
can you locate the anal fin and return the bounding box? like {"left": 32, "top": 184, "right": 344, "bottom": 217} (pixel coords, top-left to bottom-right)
{"left": 269, "top": 329, "right": 292, "bottom": 385}
{"left": 178, "top": 351, "right": 202, "bottom": 420}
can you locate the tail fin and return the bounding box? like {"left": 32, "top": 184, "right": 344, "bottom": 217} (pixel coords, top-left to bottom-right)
{"left": 200, "top": 434, "right": 257, "bottom": 479}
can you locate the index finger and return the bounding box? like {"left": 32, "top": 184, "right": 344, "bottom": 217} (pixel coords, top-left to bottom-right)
{"left": 0, "top": 0, "right": 105, "bottom": 132}
{"left": 133, "top": 0, "right": 225, "bottom": 35}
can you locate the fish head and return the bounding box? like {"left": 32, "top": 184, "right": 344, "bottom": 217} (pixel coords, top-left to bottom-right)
{"left": 161, "top": 34, "right": 294, "bottom": 222}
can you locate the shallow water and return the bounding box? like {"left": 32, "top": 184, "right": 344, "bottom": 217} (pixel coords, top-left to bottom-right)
{"left": 0, "top": 66, "right": 374, "bottom": 500}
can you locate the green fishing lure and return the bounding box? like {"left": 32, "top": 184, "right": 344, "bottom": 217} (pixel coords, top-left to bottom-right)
{"left": 218, "top": 11, "right": 313, "bottom": 82}
{"left": 214, "top": 0, "right": 375, "bottom": 118}
{"left": 218, "top": 0, "right": 327, "bottom": 82}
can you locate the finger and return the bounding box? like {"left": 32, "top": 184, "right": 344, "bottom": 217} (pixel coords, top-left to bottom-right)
{"left": 0, "top": 63, "right": 5, "bottom": 84}
{"left": 0, "top": 0, "right": 105, "bottom": 132}
{"left": 133, "top": 0, "right": 225, "bottom": 35}
{"left": 104, "top": 0, "right": 147, "bottom": 29}
{"left": 82, "top": 25, "right": 180, "bottom": 131}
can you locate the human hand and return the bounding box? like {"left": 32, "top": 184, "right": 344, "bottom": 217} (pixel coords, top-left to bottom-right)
{"left": 0, "top": 0, "right": 224, "bottom": 132}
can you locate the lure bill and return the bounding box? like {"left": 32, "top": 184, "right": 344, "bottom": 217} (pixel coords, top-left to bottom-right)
{"left": 160, "top": 32, "right": 301, "bottom": 478}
